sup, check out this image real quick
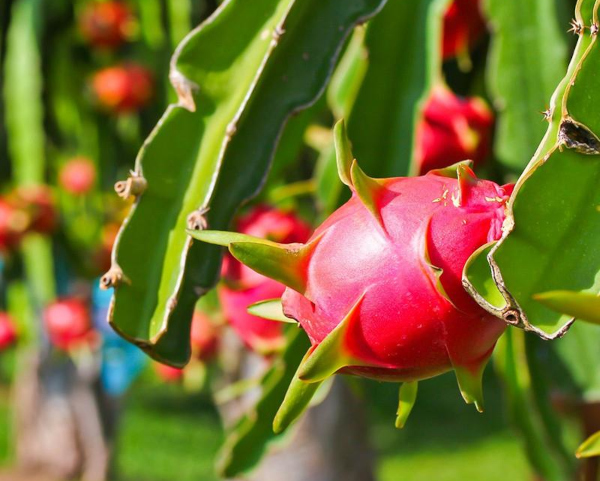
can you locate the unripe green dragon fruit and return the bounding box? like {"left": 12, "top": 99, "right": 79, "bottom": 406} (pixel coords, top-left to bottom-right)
{"left": 193, "top": 121, "right": 513, "bottom": 430}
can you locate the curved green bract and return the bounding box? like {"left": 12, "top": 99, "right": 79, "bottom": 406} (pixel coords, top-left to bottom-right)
{"left": 395, "top": 381, "right": 418, "bottom": 429}
{"left": 108, "top": 0, "right": 387, "bottom": 366}
{"left": 216, "top": 328, "right": 311, "bottom": 478}
{"left": 464, "top": 0, "right": 600, "bottom": 340}
{"left": 247, "top": 299, "right": 297, "bottom": 324}
{"left": 534, "top": 290, "right": 600, "bottom": 325}
{"left": 272, "top": 350, "right": 324, "bottom": 434}
{"left": 578, "top": 431, "right": 600, "bottom": 458}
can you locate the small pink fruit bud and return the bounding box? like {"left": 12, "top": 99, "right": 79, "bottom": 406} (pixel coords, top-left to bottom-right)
{"left": 59, "top": 157, "right": 97, "bottom": 195}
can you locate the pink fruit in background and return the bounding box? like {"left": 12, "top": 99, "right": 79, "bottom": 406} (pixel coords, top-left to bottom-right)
{"left": 415, "top": 86, "right": 493, "bottom": 174}
{"left": 195, "top": 122, "right": 513, "bottom": 428}
{"left": 219, "top": 206, "right": 311, "bottom": 354}
{"left": 59, "top": 157, "right": 97, "bottom": 195}
{"left": 0, "top": 313, "right": 17, "bottom": 351}
{"left": 79, "top": 1, "right": 135, "bottom": 49}
{"left": 218, "top": 280, "right": 288, "bottom": 354}
{"left": 92, "top": 64, "right": 153, "bottom": 113}
{"left": 154, "top": 363, "right": 184, "bottom": 383}
{"left": 8, "top": 186, "right": 56, "bottom": 235}
{"left": 0, "top": 199, "right": 28, "bottom": 252}
{"left": 190, "top": 312, "right": 219, "bottom": 362}
{"left": 44, "top": 298, "right": 93, "bottom": 350}
{"left": 443, "top": 0, "right": 486, "bottom": 60}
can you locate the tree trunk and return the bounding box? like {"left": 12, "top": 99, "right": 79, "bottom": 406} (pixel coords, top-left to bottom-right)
{"left": 219, "top": 333, "right": 377, "bottom": 481}
{"left": 10, "top": 349, "right": 114, "bottom": 481}
{"left": 247, "top": 378, "right": 376, "bottom": 481}
{"left": 581, "top": 401, "right": 600, "bottom": 481}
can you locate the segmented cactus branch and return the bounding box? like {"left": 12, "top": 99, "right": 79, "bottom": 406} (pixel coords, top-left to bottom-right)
{"left": 464, "top": 0, "right": 600, "bottom": 339}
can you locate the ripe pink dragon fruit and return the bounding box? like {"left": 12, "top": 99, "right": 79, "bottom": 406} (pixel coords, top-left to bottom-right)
{"left": 416, "top": 86, "right": 493, "bottom": 175}
{"left": 0, "top": 313, "right": 17, "bottom": 351}
{"left": 194, "top": 121, "right": 512, "bottom": 430}
{"left": 92, "top": 64, "right": 154, "bottom": 114}
{"left": 59, "top": 157, "right": 97, "bottom": 195}
{"left": 44, "top": 298, "right": 94, "bottom": 350}
{"left": 443, "top": 0, "right": 486, "bottom": 61}
{"left": 219, "top": 205, "right": 311, "bottom": 354}
{"left": 79, "top": 1, "right": 135, "bottom": 50}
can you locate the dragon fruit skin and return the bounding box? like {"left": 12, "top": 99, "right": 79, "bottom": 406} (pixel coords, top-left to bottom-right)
{"left": 416, "top": 86, "right": 493, "bottom": 175}
{"left": 282, "top": 167, "right": 510, "bottom": 383}
{"left": 219, "top": 206, "right": 311, "bottom": 354}
{"left": 193, "top": 121, "right": 513, "bottom": 429}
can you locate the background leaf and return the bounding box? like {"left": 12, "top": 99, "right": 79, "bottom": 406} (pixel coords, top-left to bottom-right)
{"left": 109, "top": 0, "right": 388, "bottom": 366}
{"left": 484, "top": 0, "right": 568, "bottom": 173}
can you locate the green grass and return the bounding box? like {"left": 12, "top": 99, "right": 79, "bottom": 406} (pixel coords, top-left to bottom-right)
{"left": 379, "top": 435, "right": 528, "bottom": 481}
{"left": 116, "top": 379, "right": 222, "bottom": 481}
{"left": 363, "top": 370, "right": 531, "bottom": 481}
{"left": 0, "top": 368, "right": 531, "bottom": 481}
